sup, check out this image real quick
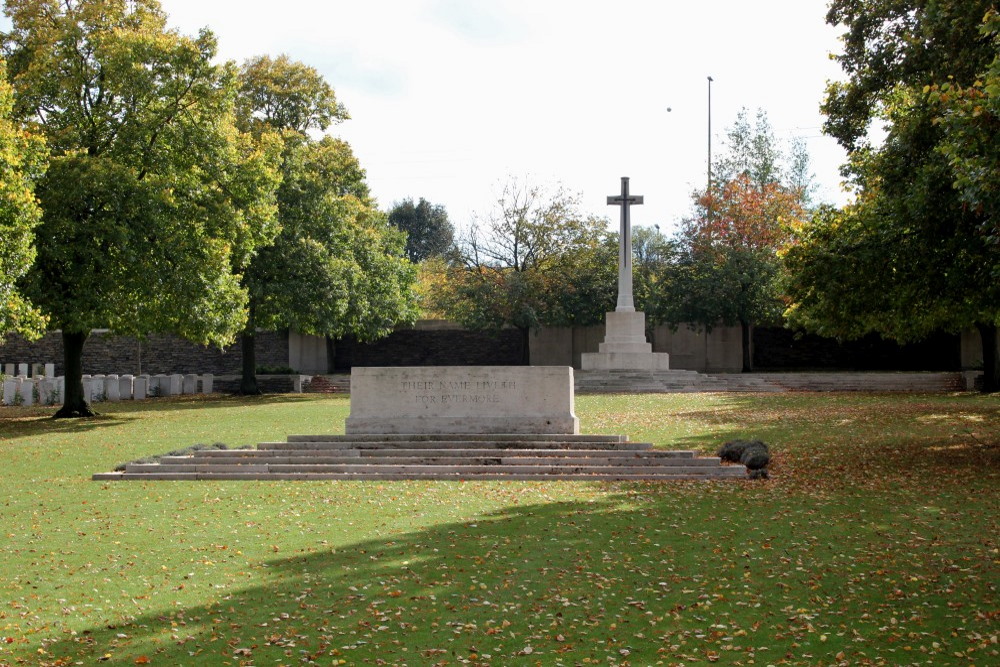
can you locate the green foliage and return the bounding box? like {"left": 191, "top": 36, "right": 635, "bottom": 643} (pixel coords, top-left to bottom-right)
{"left": 932, "top": 9, "right": 1000, "bottom": 252}
{"left": 0, "top": 59, "right": 46, "bottom": 341}
{"left": 387, "top": 197, "right": 455, "bottom": 263}
{"left": 238, "top": 58, "right": 416, "bottom": 361}
{"left": 787, "top": 0, "right": 1000, "bottom": 389}
{"left": 2, "top": 0, "right": 283, "bottom": 346}
{"left": 714, "top": 107, "right": 783, "bottom": 189}
{"left": 1, "top": 0, "right": 285, "bottom": 415}
{"left": 236, "top": 54, "right": 348, "bottom": 136}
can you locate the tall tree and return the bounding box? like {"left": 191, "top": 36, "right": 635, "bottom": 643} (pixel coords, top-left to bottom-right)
{"left": 666, "top": 109, "right": 809, "bottom": 371}
{"left": 236, "top": 56, "right": 416, "bottom": 391}
{"left": 2, "top": 0, "right": 282, "bottom": 416}
{"left": 388, "top": 197, "right": 455, "bottom": 263}
{"left": 434, "top": 179, "right": 611, "bottom": 363}
{"left": 784, "top": 0, "right": 999, "bottom": 391}
{"left": 0, "top": 59, "right": 46, "bottom": 341}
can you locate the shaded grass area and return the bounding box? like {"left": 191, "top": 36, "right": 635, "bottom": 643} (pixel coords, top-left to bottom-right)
{"left": 0, "top": 393, "right": 997, "bottom": 666}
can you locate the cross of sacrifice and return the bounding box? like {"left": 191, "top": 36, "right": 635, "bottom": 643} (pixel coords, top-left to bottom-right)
{"left": 607, "top": 176, "right": 643, "bottom": 312}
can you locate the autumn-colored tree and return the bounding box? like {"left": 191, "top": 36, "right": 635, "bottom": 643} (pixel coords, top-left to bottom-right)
{"left": 3, "top": 0, "right": 282, "bottom": 416}
{"left": 665, "top": 109, "right": 809, "bottom": 371}
{"left": 0, "top": 59, "right": 46, "bottom": 341}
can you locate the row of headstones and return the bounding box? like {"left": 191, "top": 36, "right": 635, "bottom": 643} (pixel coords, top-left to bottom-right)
{"left": 3, "top": 363, "right": 55, "bottom": 378}
{"left": 1, "top": 373, "right": 215, "bottom": 407}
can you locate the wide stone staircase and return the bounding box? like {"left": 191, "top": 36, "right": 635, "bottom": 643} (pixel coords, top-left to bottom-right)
{"left": 574, "top": 370, "right": 966, "bottom": 393}
{"left": 93, "top": 434, "right": 746, "bottom": 482}
{"left": 574, "top": 370, "right": 783, "bottom": 393}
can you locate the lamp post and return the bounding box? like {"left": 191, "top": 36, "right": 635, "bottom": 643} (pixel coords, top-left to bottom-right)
{"left": 707, "top": 76, "right": 714, "bottom": 220}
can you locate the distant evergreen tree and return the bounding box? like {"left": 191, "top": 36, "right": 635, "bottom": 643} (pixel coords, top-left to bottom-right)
{"left": 388, "top": 198, "right": 455, "bottom": 263}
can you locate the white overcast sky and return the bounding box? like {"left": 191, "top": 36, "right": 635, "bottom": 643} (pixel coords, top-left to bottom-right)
{"left": 14, "top": 0, "right": 854, "bottom": 233}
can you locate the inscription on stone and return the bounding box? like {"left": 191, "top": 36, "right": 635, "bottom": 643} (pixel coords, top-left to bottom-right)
{"left": 401, "top": 379, "right": 517, "bottom": 405}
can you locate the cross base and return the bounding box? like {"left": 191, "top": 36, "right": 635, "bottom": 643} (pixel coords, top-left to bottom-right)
{"left": 580, "top": 311, "right": 671, "bottom": 371}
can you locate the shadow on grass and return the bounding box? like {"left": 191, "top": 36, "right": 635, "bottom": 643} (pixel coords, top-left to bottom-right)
{"left": 99, "top": 392, "right": 334, "bottom": 414}
{"left": 0, "top": 393, "right": 336, "bottom": 430}
{"left": 28, "top": 487, "right": 998, "bottom": 666}
{"left": 0, "top": 411, "right": 136, "bottom": 438}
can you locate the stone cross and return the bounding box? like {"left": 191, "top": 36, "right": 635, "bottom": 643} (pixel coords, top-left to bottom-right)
{"left": 607, "top": 176, "right": 643, "bottom": 312}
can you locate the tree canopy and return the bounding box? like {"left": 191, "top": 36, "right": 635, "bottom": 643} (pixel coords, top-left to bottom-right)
{"left": 2, "top": 0, "right": 282, "bottom": 415}
{"left": 784, "top": 0, "right": 999, "bottom": 391}
{"left": 235, "top": 55, "right": 416, "bottom": 390}
{"left": 0, "top": 59, "right": 46, "bottom": 342}
{"left": 388, "top": 197, "right": 455, "bottom": 263}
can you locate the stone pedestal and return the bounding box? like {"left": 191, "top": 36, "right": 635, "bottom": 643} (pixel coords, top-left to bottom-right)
{"left": 346, "top": 366, "right": 579, "bottom": 435}
{"left": 581, "top": 310, "right": 670, "bottom": 371}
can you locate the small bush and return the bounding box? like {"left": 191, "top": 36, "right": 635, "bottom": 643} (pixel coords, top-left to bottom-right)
{"left": 717, "top": 439, "right": 771, "bottom": 477}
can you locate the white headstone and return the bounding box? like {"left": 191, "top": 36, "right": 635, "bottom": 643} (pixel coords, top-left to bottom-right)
{"left": 82, "top": 377, "right": 98, "bottom": 402}
{"left": 2, "top": 378, "right": 20, "bottom": 405}
{"left": 167, "top": 374, "right": 183, "bottom": 396}
{"left": 200, "top": 374, "right": 214, "bottom": 394}
{"left": 182, "top": 374, "right": 198, "bottom": 394}
{"left": 3, "top": 363, "right": 14, "bottom": 376}
{"left": 37, "top": 379, "right": 55, "bottom": 405}
{"left": 17, "top": 364, "right": 28, "bottom": 377}
{"left": 104, "top": 376, "right": 120, "bottom": 402}
{"left": 151, "top": 374, "right": 167, "bottom": 397}
{"left": 133, "top": 376, "right": 148, "bottom": 400}
{"left": 119, "top": 375, "right": 134, "bottom": 400}
{"left": 44, "top": 363, "right": 55, "bottom": 377}
{"left": 21, "top": 379, "right": 35, "bottom": 406}
{"left": 55, "top": 377, "right": 64, "bottom": 403}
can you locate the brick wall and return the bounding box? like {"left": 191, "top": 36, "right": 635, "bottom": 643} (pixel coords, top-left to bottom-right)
{"left": 333, "top": 328, "right": 524, "bottom": 369}
{"left": 0, "top": 330, "right": 289, "bottom": 376}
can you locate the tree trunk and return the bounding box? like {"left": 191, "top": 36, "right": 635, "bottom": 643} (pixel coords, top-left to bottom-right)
{"left": 53, "top": 330, "right": 95, "bottom": 418}
{"left": 740, "top": 319, "right": 753, "bottom": 373}
{"left": 240, "top": 329, "right": 260, "bottom": 395}
{"left": 519, "top": 327, "right": 531, "bottom": 366}
{"left": 977, "top": 322, "right": 998, "bottom": 393}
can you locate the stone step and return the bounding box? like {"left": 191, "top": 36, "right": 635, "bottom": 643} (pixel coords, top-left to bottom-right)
{"left": 126, "top": 462, "right": 740, "bottom": 475}
{"left": 260, "top": 439, "right": 651, "bottom": 451}
{"left": 287, "top": 433, "right": 629, "bottom": 443}
{"left": 153, "top": 455, "right": 717, "bottom": 468}
{"left": 178, "top": 448, "right": 697, "bottom": 461}
{"left": 96, "top": 469, "right": 746, "bottom": 482}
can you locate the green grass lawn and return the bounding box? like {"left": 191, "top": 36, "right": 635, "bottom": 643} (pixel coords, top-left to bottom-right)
{"left": 1, "top": 392, "right": 997, "bottom": 666}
